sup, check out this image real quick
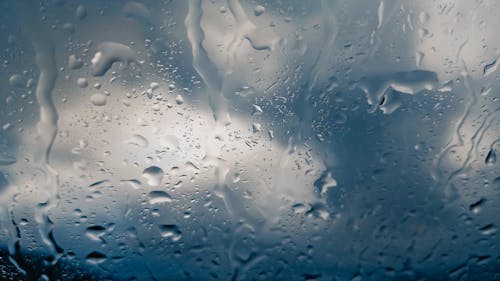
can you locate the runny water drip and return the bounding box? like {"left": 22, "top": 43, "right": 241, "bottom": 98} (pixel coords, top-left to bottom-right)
{"left": 185, "top": 0, "right": 230, "bottom": 125}
{"left": 91, "top": 42, "right": 139, "bottom": 77}
{"left": 18, "top": 1, "right": 63, "bottom": 269}
{"left": 359, "top": 70, "right": 439, "bottom": 113}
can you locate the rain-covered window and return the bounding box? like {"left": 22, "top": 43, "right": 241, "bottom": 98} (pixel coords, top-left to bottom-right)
{"left": 1, "top": 0, "right": 499, "bottom": 280}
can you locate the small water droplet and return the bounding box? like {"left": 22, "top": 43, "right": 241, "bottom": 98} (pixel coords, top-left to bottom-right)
{"left": 485, "top": 149, "right": 496, "bottom": 165}
{"left": 252, "top": 104, "right": 263, "bottom": 115}
{"left": 469, "top": 198, "right": 486, "bottom": 214}
{"left": 68, "top": 54, "right": 84, "bottom": 69}
{"left": 85, "top": 225, "right": 107, "bottom": 242}
{"left": 86, "top": 251, "right": 107, "bottom": 264}
{"left": 76, "top": 5, "right": 87, "bottom": 19}
{"left": 125, "top": 134, "right": 149, "bottom": 147}
{"left": 254, "top": 5, "right": 265, "bottom": 16}
{"left": 77, "top": 77, "right": 88, "bottom": 88}
{"left": 8, "top": 74, "right": 25, "bottom": 88}
{"left": 252, "top": 123, "right": 261, "bottom": 133}
{"left": 175, "top": 94, "right": 184, "bottom": 105}
{"left": 483, "top": 58, "right": 498, "bottom": 77}
{"left": 305, "top": 202, "right": 330, "bottom": 220}
{"left": 90, "top": 93, "right": 107, "bottom": 106}
{"left": 158, "top": 224, "right": 182, "bottom": 241}
{"left": 479, "top": 224, "right": 497, "bottom": 235}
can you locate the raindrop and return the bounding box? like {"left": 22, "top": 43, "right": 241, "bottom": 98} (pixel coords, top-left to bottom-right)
{"left": 68, "top": 54, "right": 84, "bottom": 69}
{"left": 148, "top": 190, "right": 172, "bottom": 204}
{"left": 85, "top": 225, "right": 107, "bottom": 242}
{"left": 90, "top": 93, "right": 107, "bottom": 106}
{"left": 76, "top": 5, "right": 87, "bottom": 19}
{"left": 8, "top": 74, "right": 25, "bottom": 88}
{"left": 125, "top": 134, "right": 149, "bottom": 147}
{"left": 254, "top": 5, "right": 265, "bottom": 16}
{"left": 158, "top": 224, "right": 182, "bottom": 241}
{"left": 483, "top": 58, "right": 498, "bottom": 77}
{"left": 85, "top": 251, "right": 107, "bottom": 264}
{"left": 252, "top": 123, "right": 261, "bottom": 133}
{"left": 175, "top": 94, "right": 184, "bottom": 105}
{"left": 485, "top": 148, "right": 496, "bottom": 165}
{"left": 469, "top": 198, "right": 486, "bottom": 214}
{"left": 76, "top": 77, "right": 88, "bottom": 88}
{"left": 479, "top": 224, "right": 497, "bottom": 235}
{"left": 314, "top": 171, "right": 337, "bottom": 197}
{"left": 142, "top": 166, "right": 164, "bottom": 187}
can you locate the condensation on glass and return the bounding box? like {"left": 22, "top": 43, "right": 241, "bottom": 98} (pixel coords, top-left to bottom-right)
{"left": 0, "top": 0, "right": 499, "bottom": 280}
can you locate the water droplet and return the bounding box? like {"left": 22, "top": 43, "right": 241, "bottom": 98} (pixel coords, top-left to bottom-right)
{"left": 175, "top": 94, "right": 184, "bottom": 105}
{"left": 160, "top": 135, "right": 180, "bottom": 149}
{"left": 483, "top": 58, "right": 498, "bottom": 77}
{"left": 125, "top": 134, "right": 149, "bottom": 147}
{"left": 148, "top": 190, "right": 172, "bottom": 204}
{"left": 314, "top": 171, "right": 337, "bottom": 197}
{"left": 91, "top": 42, "right": 138, "bottom": 76}
{"left": 76, "top": 77, "right": 88, "bottom": 88}
{"left": 90, "top": 93, "right": 107, "bottom": 106}
{"left": 158, "top": 224, "right": 182, "bottom": 241}
{"left": 122, "top": 1, "right": 151, "bottom": 24}
{"left": 292, "top": 203, "right": 308, "bottom": 214}
{"left": 305, "top": 202, "right": 330, "bottom": 220}
{"left": 479, "top": 224, "right": 497, "bottom": 235}
{"left": 68, "top": 54, "right": 84, "bottom": 69}
{"left": 418, "top": 12, "right": 430, "bottom": 24}
{"left": 254, "top": 5, "right": 265, "bottom": 16}
{"left": 415, "top": 51, "right": 424, "bottom": 67}
{"left": 85, "top": 225, "right": 107, "bottom": 242}
{"left": 469, "top": 198, "right": 486, "bottom": 214}
{"left": 252, "top": 123, "right": 261, "bottom": 133}
{"left": 85, "top": 251, "right": 107, "bottom": 264}
{"left": 76, "top": 4, "right": 87, "bottom": 19}
{"left": 150, "top": 82, "right": 159, "bottom": 90}
{"left": 251, "top": 104, "right": 263, "bottom": 115}
{"left": 8, "top": 74, "right": 25, "bottom": 88}
{"left": 485, "top": 148, "right": 496, "bottom": 165}
{"left": 142, "top": 166, "right": 164, "bottom": 187}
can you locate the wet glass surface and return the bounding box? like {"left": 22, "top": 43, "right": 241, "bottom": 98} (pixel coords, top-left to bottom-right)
{"left": 0, "top": 1, "right": 499, "bottom": 280}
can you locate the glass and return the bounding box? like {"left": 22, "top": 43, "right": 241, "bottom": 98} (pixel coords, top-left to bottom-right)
{"left": 0, "top": 0, "right": 499, "bottom": 280}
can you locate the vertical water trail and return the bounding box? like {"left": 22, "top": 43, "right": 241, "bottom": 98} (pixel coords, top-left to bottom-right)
{"left": 224, "top": 0, "right": 255, "bottom": 74}
{"left": 7, "top": 207, "right": 26, "bottom": 276}
{"left": 431, "top": 63, "right": 481, "bottom": 197}
{"left": 17, "top": 2, "right": 63, "bottom": 266}
{"left": 185, "top": 3, "right": 267, "bottom": 279}
{"left": 295, "top": 0, "right": 338, "bottom": 143}
{"left": 185, "top": 0, "right": 230, "bottom": 126}
{"left": 283, "top": 0, "right": 338, "bottom": 184}
{"left": 368, "top": 0, "right": 397, "bottom": 59}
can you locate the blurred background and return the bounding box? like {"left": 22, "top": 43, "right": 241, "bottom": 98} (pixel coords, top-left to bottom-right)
{"left": 0, "top": 0, "right": 499, "bottom": 280}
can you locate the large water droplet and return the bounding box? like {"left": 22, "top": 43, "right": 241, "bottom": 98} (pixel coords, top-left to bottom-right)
{"left": 142, "top": 166, "right": 164, "bottom": 187}
{"left": 148, "top": 190, "right": 172, "bottom": 204}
